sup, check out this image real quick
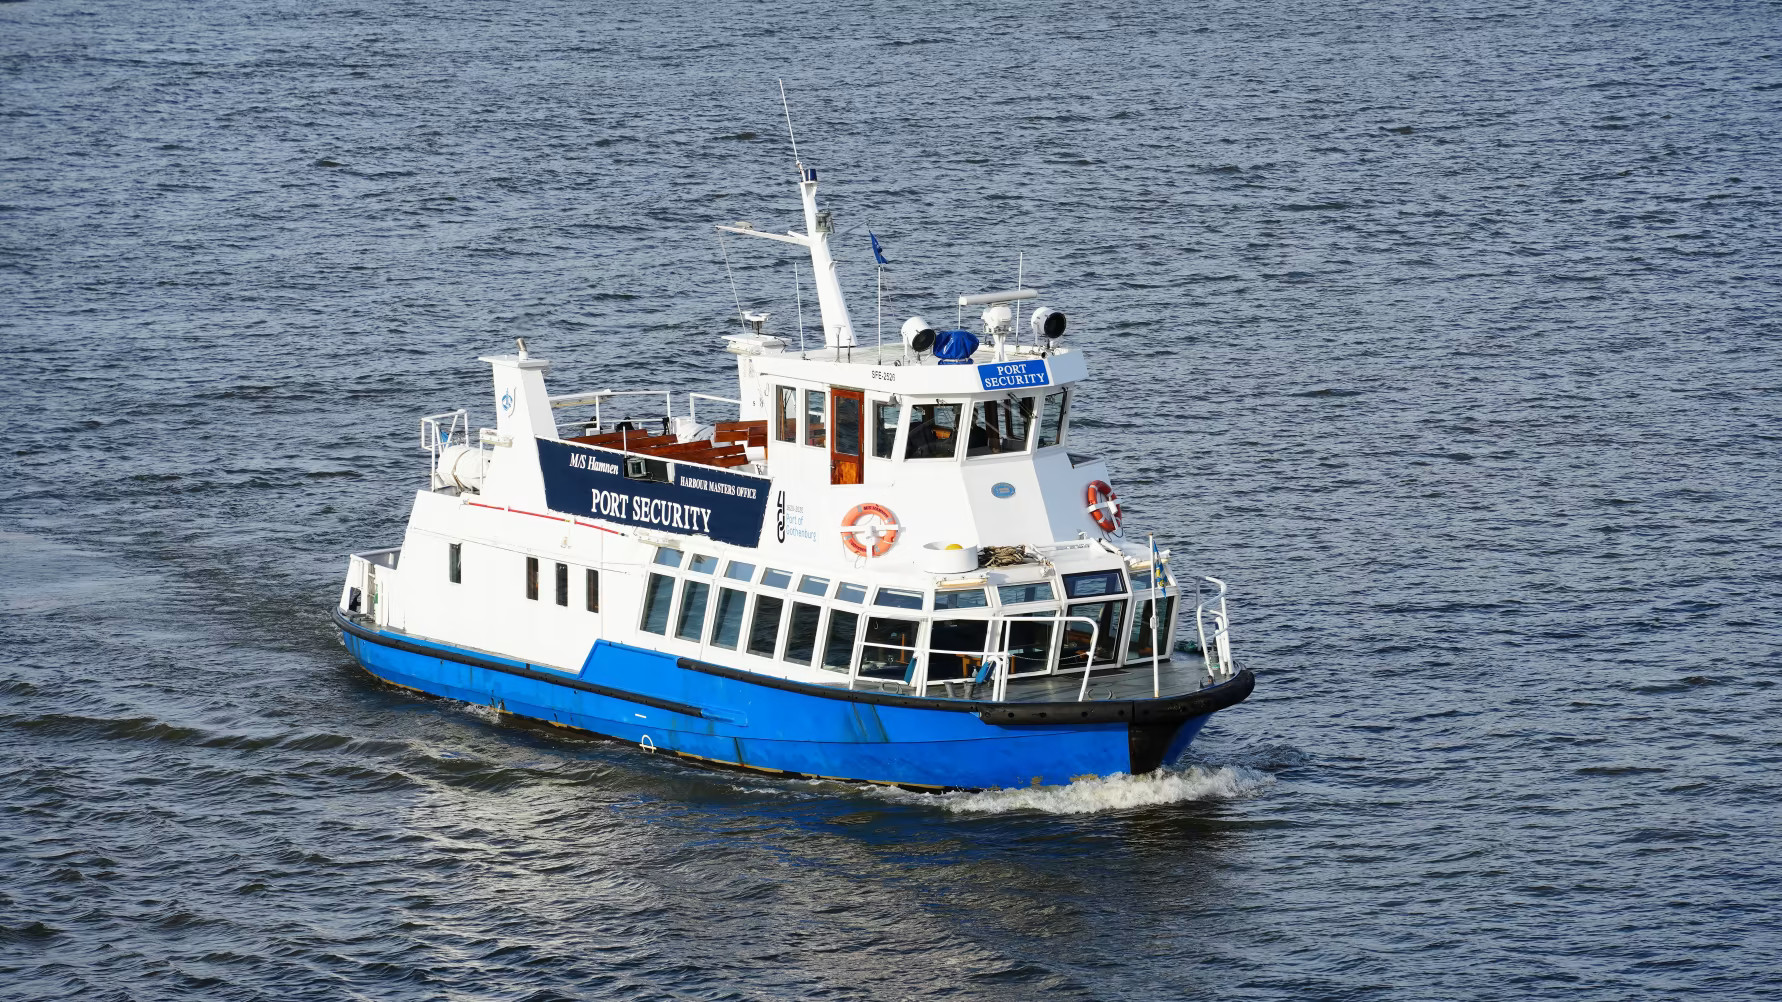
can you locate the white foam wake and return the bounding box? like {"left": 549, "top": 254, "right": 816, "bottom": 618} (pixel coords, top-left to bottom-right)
{"left": 880, "top": 765, "right": 1274, "bottom": 815}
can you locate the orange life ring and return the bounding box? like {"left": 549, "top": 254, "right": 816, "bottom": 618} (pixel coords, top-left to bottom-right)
{"left": 1085, "top": 480, "right": 1122, "bottom": 533}
{"left": 840, "top": 502, "right": 900, "bottom": 558}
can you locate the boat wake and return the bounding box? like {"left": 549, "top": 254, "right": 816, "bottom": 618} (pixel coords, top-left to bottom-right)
{"left": 878, "top": 764, "right": 1273, "bottom": 815}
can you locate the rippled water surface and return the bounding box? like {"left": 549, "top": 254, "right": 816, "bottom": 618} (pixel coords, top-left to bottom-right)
{"left": 4, "top": 1, "right": 1781, "bottom": 998}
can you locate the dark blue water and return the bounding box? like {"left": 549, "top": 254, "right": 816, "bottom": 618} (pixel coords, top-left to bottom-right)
{"left": 5, "top": 1, "right": 1780, "bottom": 998}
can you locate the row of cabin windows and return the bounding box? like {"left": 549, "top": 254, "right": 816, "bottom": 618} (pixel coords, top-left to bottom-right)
{"left": 638, "top": 548, "right": 1175, "bottom": 685}
{"left": 773, "top": 386, "right": 1070, "bottom": 461}
{"left": 447, "top": 544, "right": 601, "bottom": 613}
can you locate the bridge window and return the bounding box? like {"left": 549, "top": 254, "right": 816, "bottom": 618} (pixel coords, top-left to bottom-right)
{"left": 874, "top": 587, "right": 924, "bottom": 610}
{"left": 688, "top": 553, "right": 719, "bottom": 575}
{"left": 747, "top": 595, "right": 784, "bottom": 657}
{"left": 798, "top": 574, "right": 830, "bottom": 597}
{"left": 860, "top": 617, "right": 920, "bottom": 682}
{"left": 1062, "top": 599, "right": 1127, "bottom": 670}
{"left": 640, "top": 573, "right": 674, "bottom": 635}
{"left": 784, "top": 603, "right": 821, "bottom": 665}
{"left": 804, "top": 389, "right": 826, "bottom": 448}
{"left": 928, "top": 619, "right": 988, "bottom": 682}
{"left": 1036, "top": 390, "right": 1068, "bottom": 448}
{"left": 653, "top": 548, "right": 682, "bottom": 568}
{"left": 904, "top": 402, "right": 961, "bottom": 459}
{"left": 872, "top": 401, "right": 898, "bottom": 458}
{"left": 760, "top": 567, "right": 792, "bottom": 589}
{"left": 675, "top": 580, "right": 710, "bottom": 642}
{"left": 1063, "top": 570, "right": 1125, "bottom": 599}
{"left": 710, "top": 587, "right": 746, "bottom": 649}
{"left": 1127, "top": 596, "right": 1176, "bottom": 661}
{"left": 967, "top": 397, "right": 1032, "bottom": 457}
{"left": 835, "top": 582, "right": 867, "bottom": 604}
{"left": 775, "top": 386, "right": 797, "bottom": 442}
{"left": 997, "top": 581, "right": 1054, "bottom": 605}
{"left": 821, "top": 610, "right": 858, "bottom": 673}
{"left": 934, "top": 588, "right": 986, "bottom": 610}
{"left": 724, "top": 560, "right": 756, "bottom": 582}
{"left": 1006, "top": 615, "right": 1056, "bottom": 675}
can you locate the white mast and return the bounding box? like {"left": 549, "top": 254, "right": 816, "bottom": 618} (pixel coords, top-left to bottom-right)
{"left": 715, "top": 84, "right": 856, "bottom": 350}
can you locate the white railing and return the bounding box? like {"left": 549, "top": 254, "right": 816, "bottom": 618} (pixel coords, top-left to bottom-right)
{"left": 420, "top": 409, "right": 468, "bottom": 464}
{"left": 1195, "top": 576, "right": 1234, "bottom": 681}
{"left": 549, "top": 389, "right": 674, "bottom": 435}
{"left": 688, "top": 393, "right": 741, "bottom": 426}
{"left": 988, "top": 614, "right": 1102, "bottom": 702}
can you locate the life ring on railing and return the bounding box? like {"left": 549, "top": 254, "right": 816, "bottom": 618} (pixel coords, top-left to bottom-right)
{"left": 1085, "top": 480, "right": 1122, "bottom": 533}
{"left": 840, "top": 502, "right": 901, "bottom": 558}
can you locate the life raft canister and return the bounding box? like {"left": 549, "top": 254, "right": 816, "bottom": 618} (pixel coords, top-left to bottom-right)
{"left": 1085, "top": 480, "right": 1122, "bottom": 533}
{"left": 840, "top": 502, "right": 900, "bottom": 558}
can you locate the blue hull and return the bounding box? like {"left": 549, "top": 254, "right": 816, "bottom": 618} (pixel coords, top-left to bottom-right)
{"left": 334, "top": 612, "right": 1249, "bottom": 790}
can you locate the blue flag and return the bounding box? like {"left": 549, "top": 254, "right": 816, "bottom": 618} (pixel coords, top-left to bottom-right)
{"left": 869, "top": 230, "right": 888, "bottom": 267}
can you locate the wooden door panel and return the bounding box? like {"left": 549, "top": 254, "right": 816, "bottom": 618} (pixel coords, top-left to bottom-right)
{"left": 831, "top": 388, "right": 864, "bottom": 485}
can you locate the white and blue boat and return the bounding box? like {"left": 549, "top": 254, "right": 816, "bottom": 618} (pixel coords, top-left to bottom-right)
{"left": 333, "top": 143, "right": 1253, "bottom": 791}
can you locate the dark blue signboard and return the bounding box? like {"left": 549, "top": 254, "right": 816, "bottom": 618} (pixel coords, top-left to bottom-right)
{"left": 977, "top": 358, "right": 1050, "bottom": 391}
{"left": 536, "top": 438, "right": 771, "bottom": 548}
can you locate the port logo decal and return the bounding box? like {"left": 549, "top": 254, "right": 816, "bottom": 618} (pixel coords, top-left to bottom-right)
{"left": 977, "top": 359, "right": 1050, "bottom": 390}
{"left": 537, "top": 438, "right": 770, "bottom": 547}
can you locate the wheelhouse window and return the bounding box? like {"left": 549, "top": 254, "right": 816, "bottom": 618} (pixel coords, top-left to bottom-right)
{"left": 653, "top": 548, "right": 683, "bottom": 568}
{"left": 821, "top": 610, "right": 858, "bottom": 673}
{"left": 526, "top": 556, "right": 539, "bottom": 600}
{"left": 905, "top": 402, "right": 961, "bottom": 459}
{"left": 784, "top": 603, "right": 822, "bottom": 665}
{"left": 760, "top": 567, "right": 793, "bottom": 589}
{"left": 835, "top": 582, "right": 867, "bottom": 604}
{"left": 747, "top": 595, "right": 784, "bottom": 657}
{"left": 967, "top": 397, "right": 1033, "bottom": 457}
{"left": 998, "top": 581, "right": 1054, "bottom": 605}
{"left": 1006, "top": 615, "right": 1056, "bottom": 675}
{"left": 640, "top": 573, "right": 675, "bottom": 635}
{"left": 860, "top": 617, "right": 920, "bottom": 682}
{"left": 934, "top": 588, "right": 987, "bottom": 610}
{"left": 928, "top": 619, "right": 989, "bottom": 683}
{"left": 872, "top": 401, "right": 899, "bottom": 458}
{"left": 554, "top": 562, "right": 569, "bottom": 606}
{"left": 448, "top": 543, "right": 461, "bottom": 584}
{"left": 725, "top": 560, "right": 756, "bottom": 582}
{"left": 710, "top": 588, "right": 747, "bottom": 649}
{"left": 874, "top": 587, "right": 924, "bottom": 610}
{"left": 1127, "top": 595, "right": 1176, "bottom": 662}
{"left": 775, "top": 386, "right": 797, "bottom": 442}
{"left": 798, "top": 575, "right": 830, "bottom": 597}
{"left": 1036, "top": 390, "right": 1068, "bottom": 449}
{"left": 1062, "top": 598, "right": 1127, "bottom": 670}
{"left": 688, "top": 554, "right": 719, "bottom": 575}
{"left": 1063, "top": 570, "right": 1125, "bottom": 600}
{"left": 804, "top": 389, "right": 826, "bottom": 447}
{"left": 675, "top": 580, "right": 710, "bottom": 642}
{"left": 585, "top": 569, "right": 599, "bottom": 612}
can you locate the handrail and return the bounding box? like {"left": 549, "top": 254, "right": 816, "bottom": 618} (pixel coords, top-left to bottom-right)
{"left": 1195, "top": 576, "right": 1234, "bottom": 680}
{"left": 420, "top": 410, "right": 469, "bottom": 484}
{"left": 980, "top": 614, "right": 1102, "bottom": 702}
{"left": 688, "top": 392, "right": 741, "bottom": 426}
{"left": 548, "top": 389, "right": 675, "bottom": 435}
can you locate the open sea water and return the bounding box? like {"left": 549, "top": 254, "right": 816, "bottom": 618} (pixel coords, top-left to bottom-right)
{"left": 3, "top": 1, "right": 1780, "bottom": 998}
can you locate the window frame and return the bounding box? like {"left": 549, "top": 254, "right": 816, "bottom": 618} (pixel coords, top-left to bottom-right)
{"left": 774, "top": 385, "right": 798, "bottom": 443}
{"left": 903, "top": 400, "right": 964, "bottom": 461}
{"left": 804, "top": 388, "right": 826, "bottom": 448}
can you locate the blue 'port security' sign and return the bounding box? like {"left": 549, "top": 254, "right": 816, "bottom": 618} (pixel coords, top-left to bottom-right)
{"left": 977, "top": 359, "right": 1050, "bottom": 390}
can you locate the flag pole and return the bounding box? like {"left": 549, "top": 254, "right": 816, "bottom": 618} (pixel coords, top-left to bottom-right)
{"left": 876, "top": 265, "right": 883, "bottom": 358}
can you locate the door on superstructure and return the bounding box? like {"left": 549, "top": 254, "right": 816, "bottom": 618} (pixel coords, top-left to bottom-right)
{"left": 830, "top": 387, "right": 864, "bottom": 485}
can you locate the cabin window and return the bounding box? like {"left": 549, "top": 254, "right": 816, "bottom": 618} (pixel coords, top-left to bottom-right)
{"left": 821, "top": 610, "right": 858, "bottom": 673}
{"left": 798, "top": 574, "right": 830, "bottom": 597}
{"left": 998, "top": 581, "right": 1054, "bottom": 605}
{"left": 760, "top": 567, "right": 793, "bottom": 589}
{"left": 784, "top": 603, "right": 821, "bottom": 665}
{"left": 688, "top": 553, "right": 719, "bottom": 575}
{"left": 904, "top": 402, "right": 961, "bottom": 459}
{"left": 967, "top": 397, "right": 1033, "bottom": 457}
{"left": 1063, "top": 570, "right": 1126, "bottom": 599}
{"left": 555, "top": 562, "right": 569, "bottom": 606}
{"left": 928, "top": 619, "right": 989, "bottom": 682}
{"left": 835, "top": 582, "right": 867, "bottom": 604}
{"left": 1006, "top": 615, "right": 1057, "bottom": 675}
{"left": 1062, "top": 599, "right": 1127, "bottom": 670}
{"left": 675, "top": 580, "right": 710, "bottom": 642}
{"left": 586, "top": 569, "right": 600, "bottom": 612}
{"left": 724, "top": 560, "right": 756, "bottom": 582}
{"left": 653, "top": 548, "right": 683, "bottom": 568}
{"left": 448, "top": 543, "right": 461, "bottom": 584}
{"left": 775, "top": 386, "right": 797, "bottom": 442}
{"left": 872, "top": 401, "right": 899, "bottom": 458}
{"left": 1036, "top": 390, "right": 1068, "bottom": 448}
{"left": 934, "top": 588, "right": 987, "bottom": 610}
{"left": 1127, "top": 596, "right": 1176, "bottom": 661}
{"left": 748, "top": 595, "right": 784, "bottom": 657}
{"left": 526, "top": 556, "right": 540, "bottom": 600}
{"left": 710, "top": 588, "right": 747, "bottom": 649}
{"left": 874, "top": 587, "right": 924, "bottom": 610}
{"left": 640, "top": 573, "right": 675, "bottom": 635}
{"left": 860, "top": 617, "right": 920, "bottom": 682}
{"left": 804, "top": 389, "right": 826, "bottom": 448}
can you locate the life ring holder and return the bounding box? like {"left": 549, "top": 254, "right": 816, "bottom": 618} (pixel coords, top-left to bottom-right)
{"left": 1085, "top": 480, "right": 1122, "bottom": 534}
{"left": 840, "top": 503, "right": 901, "bottom": 558}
